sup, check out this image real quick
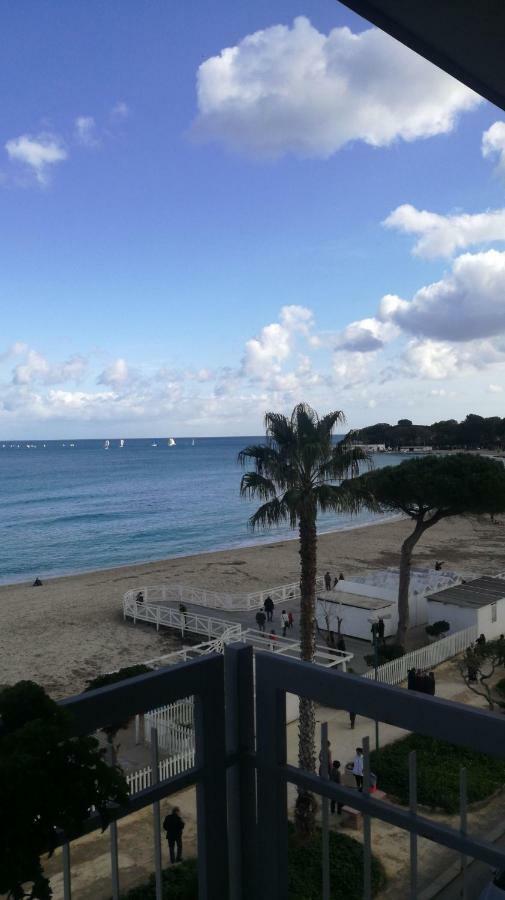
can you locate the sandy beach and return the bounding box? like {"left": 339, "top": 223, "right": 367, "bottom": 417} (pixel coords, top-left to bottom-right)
{"left": 1, "top": 514, "right": 504, "bottom": 698}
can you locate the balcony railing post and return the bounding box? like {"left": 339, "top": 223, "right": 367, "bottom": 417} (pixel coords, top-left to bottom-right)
{"left": 194, "top": 654, "right": 229, "bottom": 900}
{"left": 150, "top": 726, "right": 163, "bottom": 900}
{"left": 225, "top": 644, "right": 257, "bottom": 900}
{"left": 255, "top": 654, "right": 288, "bottom": 900}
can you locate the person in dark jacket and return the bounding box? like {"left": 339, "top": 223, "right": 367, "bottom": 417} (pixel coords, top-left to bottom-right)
{"left": 407, "top": 668, "right": 416, "bottom": 691}
{"left": 324, "top": 571, "right": 332, "bottom": 591}
{"left": 330, "top": 760, "right": 343, "bottom": 814}
{"left": 264, "top": 596, "right": 274, "bottom": 622}
{"left": 163, "top": 807, "right": 185, "bottom": 863}
{"left": 377, "top": 617, "right": 385, "bottom": 645}
{"left": 255, "top": 609, "right": 266, "bottom": 632}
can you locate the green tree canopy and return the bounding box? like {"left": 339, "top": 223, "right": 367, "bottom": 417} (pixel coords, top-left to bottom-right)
{"left": 347, "top": 454, "right": 505, "bottom": 645}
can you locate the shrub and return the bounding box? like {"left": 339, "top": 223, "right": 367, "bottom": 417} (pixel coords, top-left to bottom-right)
{"left": 0, "top": 681, "right": 128, "bottom": 900}
{"left": 425, "top": 620, "right": 450, "bottom": 638}
{"left": 365, "top": 643, "right": 404, "bottom": 667}
{"left": 120, "top": 827, "right": 387, "bottom": 900}
{"left": 370, "top": 734, "right": 505, "bottom": 813}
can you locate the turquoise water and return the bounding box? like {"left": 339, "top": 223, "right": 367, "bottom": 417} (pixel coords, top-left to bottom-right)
{"left": 0, "top": 437, "right": 403, "bottom": 584}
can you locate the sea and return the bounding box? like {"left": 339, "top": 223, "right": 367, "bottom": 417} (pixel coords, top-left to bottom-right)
{"left": 0, "top": 437, "right": 405, "bottom": 585}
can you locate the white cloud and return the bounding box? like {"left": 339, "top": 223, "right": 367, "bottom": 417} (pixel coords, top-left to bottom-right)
{"left": 242, "top": 304, "right": 313, "bottom": 378}
{"left": 74, "top": 116, "right": 98, "bottom": 147}
{"left": 5, "top": 133, "right": 67, "bottom": 184}
{"left": 111, "top": 101, "right": 130, "bottom": 121}
{"left": 97, "top": 358, "right": 131, "bottom": 387}
{"left": 193, "top": 16, "right": 481, "bottom": 159}
{"left": 333, "top": 317, "right": 397, "bottom": 352}
{"left": 381, "top": 250, "right": 505, "bottom": 342}
{"left": 12, "top": 350, "right": 87, "bottom": 385}
{"left": 384, "top": 204, "right": 505, "bottom": 258}
{"left": 482, "top": 121, "right": 505, "bottom": 174}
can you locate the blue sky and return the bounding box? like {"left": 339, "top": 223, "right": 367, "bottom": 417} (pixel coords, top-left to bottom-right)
{"left": 2, "top": 1, "right": 505, "bottom": 437}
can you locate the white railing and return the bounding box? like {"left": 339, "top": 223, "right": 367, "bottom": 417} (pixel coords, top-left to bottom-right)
{"left": 123, "top": 596, "right": 242, "bottom": 641}
{"left": 126, "top": 747, "right": 196, "bottom": 796}
{"left": 363, "top": 625, "right": 478, "bottom": 685}
{"left": 124, "top": 577, "right": 327, "bottom": 612}
{"left": 145, "top": 698, "right": 195, "bottom": 754}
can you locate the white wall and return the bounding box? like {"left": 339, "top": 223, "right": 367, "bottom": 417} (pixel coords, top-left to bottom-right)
{"left": 316, "top": 597, "right": 395, "bottom": 641}
{"left": 477, "top": 596, "right": 505, "bottom": 640}
{"left": 427, "top": 600, "right": 477, "bottom": 634}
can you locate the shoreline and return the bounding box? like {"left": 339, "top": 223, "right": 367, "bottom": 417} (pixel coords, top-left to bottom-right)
{"left": 0, "top": 511, "right": 403, "bottom": 589}
{"left": 1, "top": 513, "right": 504, "bottom": 697}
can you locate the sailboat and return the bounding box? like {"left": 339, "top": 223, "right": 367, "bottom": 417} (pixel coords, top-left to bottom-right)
{"left": 104, "top": 439, "right": 110, "bottom": 450}
{"left": 119, "top": 439, "right": 125, "bottom": 448}
{"left": 168, "top": 437, "right": 176, "bottom": 447}
{"left": 151, "top": 441, "right": 158, "bottom": 447}
{"left": 191, "top": 439, "right": 195, "bottom": 447}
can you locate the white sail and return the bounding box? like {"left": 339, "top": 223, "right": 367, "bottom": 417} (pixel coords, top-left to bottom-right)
{"left": 104, "top": 439, "right": 110, "bottom": 450}
{"left": 192, "top": 439, "right": 195, "bottom": 446}
{"left": 120, "top": 439, "right": 125, "bottom": 448}
{"left": 168, "top": 437, "right": 176, "bottom": 446}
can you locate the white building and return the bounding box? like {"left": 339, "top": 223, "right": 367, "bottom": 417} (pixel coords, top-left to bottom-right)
{"left": 354, "top": 442, "right": 386, "bottom": 453}
{"left": 315, "top": 569, "right": 462, "bottom": 641}
{"left": 426, "top": 576, "right": 505, "bottom": 639}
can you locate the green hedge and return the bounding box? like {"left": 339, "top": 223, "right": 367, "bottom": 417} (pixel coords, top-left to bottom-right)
{"left": 119, "top": 825, "right": 386, "bottom": 900}
{"left": 370, "top": 734, "right": 505, "bottom": 813}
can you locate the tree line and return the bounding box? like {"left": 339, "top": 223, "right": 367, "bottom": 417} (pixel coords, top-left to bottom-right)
{"left": 357, "top": 414, "right": 505, "bottom": 449}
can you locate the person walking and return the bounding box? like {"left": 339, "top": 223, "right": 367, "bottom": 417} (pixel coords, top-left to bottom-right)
{"left": 324, "top": 571, "right": 332, "bottom": 591}
{"left": 281, "top": 609, "right": 289, "bottom": 637}
{"left": 288, "top": 611, "right": 294, "bottom": 629}
{"left": 318, "top": 740, "right": 332, "bottom": 777}
{"left": 179, "top": 602, "right": 188, "bottom": 626}
{"left": 378, "top": 617, "right": 385, "bottom": 645}
{"left": 163, "top": 807, "right": 185, "bottom": 864}
{"left": 352, "top": 747, "right": 364, "bottom": 791}
{"left": 269, "top": 629, "right": 278, "bottom": 651}
{"left": 330, "top": 760, "right": 343, "bottom": 814}
{"left": 349, "top": 711, "right": 356, "bottom": 729}
{"left": 255, "top": 609, "right": 266, "bottom": 632}
{"left": 264, "top": 595, "right": 274, "bottom": 622}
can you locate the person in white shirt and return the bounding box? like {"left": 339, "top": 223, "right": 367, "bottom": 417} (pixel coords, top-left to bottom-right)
{"left": 281, "top": 610, "right": 289, "bottom": 637}
{"left": 352, "top": 747, "right": 364, "bottom": 791}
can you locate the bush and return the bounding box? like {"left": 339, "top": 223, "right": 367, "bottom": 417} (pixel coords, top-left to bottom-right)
{"left": 120, "top": 827, "right": 387, "bottom": 900}
{"left": 365, "top": 643, "right": 404, "bottom": 667}
{"left": 425, "top": 620, "right": 450, "bottom": 638}
{"left": 85, "top": 665, "right": 152, "bottom": 743}
{"left": 287, "top": 823, "right": 386, "bottom": 899}
{"left": 370, "top": 734, "right": 505, "bottom": 813}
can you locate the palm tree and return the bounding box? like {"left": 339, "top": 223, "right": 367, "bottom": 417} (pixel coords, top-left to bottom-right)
{"left": 238, "top": 403, "right": 369, "bottom": 837}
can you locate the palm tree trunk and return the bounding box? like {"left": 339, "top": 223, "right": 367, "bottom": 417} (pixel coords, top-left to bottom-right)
{"left": 396, "top": 518, "right": 425, "bottom": 647}
{"left": 295, "top": 513, "right": 318, "bottom": 839}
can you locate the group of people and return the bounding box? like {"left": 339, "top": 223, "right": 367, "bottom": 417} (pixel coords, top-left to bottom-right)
{"left": 319, "top": 741, "right": 366, "bottom": 813}
{"left": 324, "top": 571, "right": 345, "bottom": 591}
{"left": 407, "top": 668, "right": 436, "bottom": 695}
{"left": 255, "top": 599, "right": 294, "bottom": 640}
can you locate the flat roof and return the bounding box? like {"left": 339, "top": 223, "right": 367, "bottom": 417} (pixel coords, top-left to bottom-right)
{"left": 317, "top": 590, "right": 394, "bottom": 612}
{"left": 338, "top": 1, "right": 505, "bottom": 113}
{"left": 428, "top": 577, "right": 505, "bottom": 609}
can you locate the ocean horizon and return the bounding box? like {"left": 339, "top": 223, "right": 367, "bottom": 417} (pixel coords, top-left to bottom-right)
{"left": 0, "top": 437, "right": 402, "bottom": 586}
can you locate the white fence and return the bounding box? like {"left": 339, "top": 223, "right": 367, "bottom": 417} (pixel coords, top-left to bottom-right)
{"left": 124, "top": 577, "right": 326, "bottom": 613}
{"left": 123, "top": 596, "right": 242, "bottom": 641}
{"left": 126, "top": 748, "right": 196, "bottom": 796}
{"left": 144, "top": 698, "right": 195, "bottom": 754}
{"left": 363, "top": 625, "right": 478, "bottom": 686}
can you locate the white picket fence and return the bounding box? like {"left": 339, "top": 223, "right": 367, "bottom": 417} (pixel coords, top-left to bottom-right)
{"left": 124, "top": 577, "right": 326, "bottom": 613}
{"left": 126, "top": 748, "right": 196, "bottom": 796}
{"left": 363, "top": 625, "right": 478, "bottom": 685}
{"left": 123, "top": 596, "right": 242, "bottom": 641}
{"left": 144, "top": 698, "right": 195, "bottom": 754}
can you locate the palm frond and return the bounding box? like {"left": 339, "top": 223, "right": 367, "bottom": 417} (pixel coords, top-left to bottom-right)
{"left": 312, "top": 483, "right": 365, "bottom": 515}
{"left": 249, "top": 497, "right": 291, "bottom": 530}
{"left": 239, "top": 471, "right": 277, "bottom": 500}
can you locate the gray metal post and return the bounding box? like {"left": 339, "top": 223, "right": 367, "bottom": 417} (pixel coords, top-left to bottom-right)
{"left": 320, "top": 722, "right": 330, "bottom": 900}
{"left": 409, "top": 751, "right": 417, "bottom": 900}
{"left": 194, "top": 655, "right": 229, "bottom": 900}
{"left": 224, "top": 644, "right": 257, "bottom": 900}
{"left": 255, "top": 655, "right": 288, "bottom": 900}
{"left": 150, "top": 726, "right": 163, "bottom": 900}
{"left": 62, "top": 841, "right": 71, "bottom": 900}
{"left": 107, "top": 744, "right": 120, "bottom": 900}
{"left": 363, "top": 736, "right": 372, "bottom": 900}
{"left": 460, "top": 767, "right": 468, "bottom": 900}
{"left": 374, "top": 635, "right": 380, "bottom": 752}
